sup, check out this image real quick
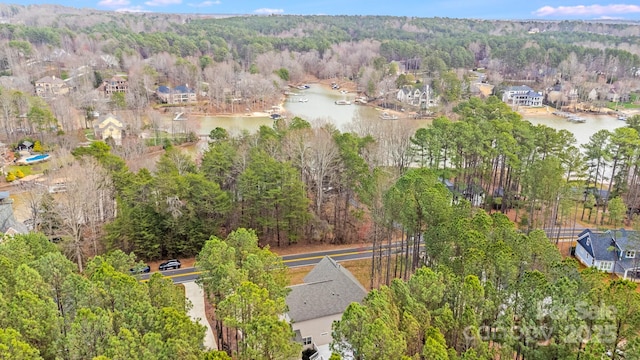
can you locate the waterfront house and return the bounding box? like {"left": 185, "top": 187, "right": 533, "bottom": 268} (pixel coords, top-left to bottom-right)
{"left": 502, "top": 85, "right": 543, "bottom": 107}
{"left": 156, "top": 85, "right": 197, "bottom": 104}
{"left": 396, "top": 86, "right": 415, "bottom": 104}
{"left": 397, "top": 85, "right": 434, "bottom": 107}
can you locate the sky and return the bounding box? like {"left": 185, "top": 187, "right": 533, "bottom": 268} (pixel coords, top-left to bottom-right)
{"left": 7, "top": 1, "right": 640, "bottom": 20}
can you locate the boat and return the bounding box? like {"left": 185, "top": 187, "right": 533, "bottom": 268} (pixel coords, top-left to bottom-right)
{"left": 379, "top": 112, "right": 399, "bottom": 120}
{"left": 340, "top": 90, "right": 348, "bottom": 94}
{"left": 567, "top": 116, "right": 586, "bottom": 123}
{"left": 618, "top": 115, "right": 628, "bottom": 121}
{"left": 296, "top": 84, "right": 310, "bottom": 90}
{"left": 335, "top": 100, "right": 351, "bottom": 105}
{"left": 298, "top": 98, "right": 309, "bottom": 103}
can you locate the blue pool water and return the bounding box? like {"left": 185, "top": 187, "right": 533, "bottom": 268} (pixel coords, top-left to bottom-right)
{"left": 25, "top": 154, "right": 50, "bottom": 162}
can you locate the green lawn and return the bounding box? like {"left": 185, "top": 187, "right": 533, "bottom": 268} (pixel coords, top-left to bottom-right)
{"left": 607, "top": 102, "right": 640, "bottom": 110}
{"left": 84, "top": 129, "right": 96, "bottom": 140}
{"left": 6, "top": 164, "right": 33, "bottom": 178}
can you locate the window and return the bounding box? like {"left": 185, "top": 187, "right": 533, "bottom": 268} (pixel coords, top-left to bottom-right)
{"left": 598, "top": 261, "right": 613, "bottom": 271}
{"left": 302, "top": 337, "right": 312, "bottom": 345}
{"left": 626, "top": 251, "right": 636, "bottom": 259}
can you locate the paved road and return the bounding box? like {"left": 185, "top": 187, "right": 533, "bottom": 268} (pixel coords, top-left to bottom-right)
{"left": 139, "top": 242, "right": 405, "bottom": 284}
{"left": 139, "top": 232, "right": 581, "bottom": 284}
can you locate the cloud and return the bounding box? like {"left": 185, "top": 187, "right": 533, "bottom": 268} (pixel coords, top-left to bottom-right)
{"left": 98, "top": 0, "right": 130, "bottom": 7}
{"left": 116, "top": 5, "right": 146, "bottom": 12}
{"left": 188, "top": 0, "right": 221, "bottom": 7}
{"left": 533, "top": 4, "right": 640, "bottom": 17}
{"left": 144, "top": 0, "right": 182, "bottom": 6}
{"left": 254, "top": 8, "right": 284, "bottom": 15}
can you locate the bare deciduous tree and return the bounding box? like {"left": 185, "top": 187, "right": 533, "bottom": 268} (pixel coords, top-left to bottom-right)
{"left": 53, "top": 158, "right": 116, "bottom": 271}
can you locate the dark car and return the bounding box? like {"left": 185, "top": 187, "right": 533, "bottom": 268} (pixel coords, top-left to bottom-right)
{"left": 129, "top": 264, "right": 151, "bottom": 274}
{"left": 159, "top": 259, "right": 181, "bottom": 271}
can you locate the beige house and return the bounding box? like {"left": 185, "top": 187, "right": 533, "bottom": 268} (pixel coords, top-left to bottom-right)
{"left": 156, "top": 85, "right": 197, "bottom": 104}
{"left": 285, "top": 256, "right": 367, "bottom": 359}
{"left": 35, "top": 75, "right": 69, "bottom": 98}
{"left": 101, "top": 76, "right": 129, "bottom": 96}
{"left": 94, "top": 113, "right": 124, "bottom": 145}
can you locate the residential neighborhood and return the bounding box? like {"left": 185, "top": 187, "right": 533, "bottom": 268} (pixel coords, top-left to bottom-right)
{"left": 0, "top": 4, "right": 639, "bottom": 360}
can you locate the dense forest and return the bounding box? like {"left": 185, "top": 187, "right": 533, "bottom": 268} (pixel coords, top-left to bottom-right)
{"left": 0, "top": 232, "right": 222, "bottom": 359}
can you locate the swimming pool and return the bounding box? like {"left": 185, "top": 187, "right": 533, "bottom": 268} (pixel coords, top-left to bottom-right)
{"left": 18, "top": 153, "right": 50, "bottom": 164}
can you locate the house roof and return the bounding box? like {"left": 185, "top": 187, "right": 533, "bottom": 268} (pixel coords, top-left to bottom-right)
{"left": 286, "top": 256, "right": 367, "bottom": 323}
{"left": 157, "top": 85, "right": 171, "bottom": 94}
{"left": 0, "top": 197, "right": 28, "bottom": 235}
{"left": 36, "top": 76, "right": 65, "bottom": 85}
{"left": 174, "top": 85, "right": 194, "bottom": 94}
{"left": 157, "top": 85, "right": 195, "bottom": 94}
{"left": 95, "top": 113, "right": 124, "bottom": 129}
{"left": 526, "top": 90, "right": 542, "bottom": 98}
{"left": 506, "top": 85, "right": 534, "bottom": 92}
{"left": 577, "top": 229, "right": 640, "bottom": 272}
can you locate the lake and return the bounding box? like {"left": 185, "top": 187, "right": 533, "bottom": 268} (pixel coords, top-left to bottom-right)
{"left": 185, "top": 84, "right": 433, "bottom": 136}
{"left": 524, "top": 113, "right": 625, "bottom": 146}
{"left": 176, "top": 84, "right": 626, "bottom": 146}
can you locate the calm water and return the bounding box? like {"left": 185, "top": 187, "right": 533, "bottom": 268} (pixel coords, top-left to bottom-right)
{"left": 173, "top": 84, "right": 626, "bottom": 147}
{"left": 284, "top": 84, "right": 381, "bottom": 127}
{"left": 524, "top": 113, "right": 626, "bottom": 146}
{"left": 189, "top": 84, "right": 430, "bottom": 135}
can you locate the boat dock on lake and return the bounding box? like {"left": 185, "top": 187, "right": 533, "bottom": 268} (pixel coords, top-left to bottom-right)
{"left": 552, "top": 111, "right": 586, "bottom": 123}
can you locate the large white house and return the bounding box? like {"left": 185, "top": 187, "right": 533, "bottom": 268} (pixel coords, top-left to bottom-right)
{"left": 575, "top": 229, "right": 640, "bottom": 278}
{"left": 397, "top": 85, "right": 436, "bottom": 108}
{"left": 285, "top": 256, "right": 367, "bottom": 360}
{"left": 502, "top": 85, "right": 543, "bottom": 107}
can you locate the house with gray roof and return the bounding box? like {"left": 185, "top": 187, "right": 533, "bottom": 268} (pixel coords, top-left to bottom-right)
{"left": 502, "top": 85, "right": 543, "bottom": 107}
{"left": 156, "top": 84, "right": 197, "bottom": 104}
{"left": 285, "top": 256, "right": 367, "bottom": 356}
{"left": 575, "top": 228, "right": 640, "bottom": 277}
{"left": 0, "top": 192, "right": 28, "bottom": 236}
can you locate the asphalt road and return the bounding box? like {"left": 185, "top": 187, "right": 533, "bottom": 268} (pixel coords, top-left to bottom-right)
{"left": 138, "top": 242, "right": 404, "bottom": 284}
{"left": 138, "top": 231, "right": 581, "bottom": 284}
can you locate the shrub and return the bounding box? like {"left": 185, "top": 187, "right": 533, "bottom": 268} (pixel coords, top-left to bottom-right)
{"left": 5, "top": 172, "right": 16, "bottom": 182}
{"left": 15, "top": 170, "right": 25, "bottom": 178}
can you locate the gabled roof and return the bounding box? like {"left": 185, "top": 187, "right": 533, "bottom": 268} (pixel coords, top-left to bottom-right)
{"left": 0, "top": 197, "right": 28, "bottom": 235}
{"left": 36, "top": 76, "right": 66, "bottom": 85}
{"left": 95, "top": 113, "right": 124, "bottom": 129}
{"left": 157, "top": 85, "right": 171, "bottom": 94}
{"left": 286, "top": 256, "right": 367, "bottom": 323}
{"left": 399, "top": 86, "right": 412, "bottom": 95}
{"left": 526, "top": 90, "right": 542, "bottom": 98}
{"left": 174, "top": 85, "right": 195, "bottom": 94}
{"left": 577, "top": 229, "right": 640, "bottom": 265}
